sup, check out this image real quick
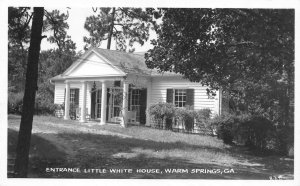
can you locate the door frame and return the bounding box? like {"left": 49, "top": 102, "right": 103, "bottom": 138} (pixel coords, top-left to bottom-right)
{"left": 94, "top": 89, "right": 101, "bottom": 119}
{"left": 107, "top": 87, "right": 123, "bottom": 123}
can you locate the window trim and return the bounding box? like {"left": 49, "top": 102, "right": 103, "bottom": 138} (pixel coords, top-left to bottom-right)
{"left": 130, "top": 88, "right": 141, "bottom": 122}
{"left": 70, "top": 89, "right": 76, "bottom": 104}
{"left": 173, "top": 89, "right": 187, "bottom": 108}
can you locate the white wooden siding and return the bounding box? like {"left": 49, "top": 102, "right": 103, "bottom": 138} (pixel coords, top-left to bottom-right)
{"left": 149, "top": 76, "right": 220, "bottom": 114}
{"left": 54, "top": 81, "right": 65, "bottom": 105}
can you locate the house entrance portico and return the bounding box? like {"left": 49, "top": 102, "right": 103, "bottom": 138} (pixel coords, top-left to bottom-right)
{"left": 63, "top": 78, "right": 130, "bottom": 127}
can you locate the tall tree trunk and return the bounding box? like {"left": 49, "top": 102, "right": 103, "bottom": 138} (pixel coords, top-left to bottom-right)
{"left": 107, "top": 7, "right": 115, "bottom": 49}
{"left": 14, "top": 7, "right": 44, "bottom": 178}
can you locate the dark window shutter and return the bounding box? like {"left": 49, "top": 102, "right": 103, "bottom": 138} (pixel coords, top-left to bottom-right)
{"left": 128, "top": 84, "right": 132, "bottom": 111}
{"left": 166, "top": 89, "right": 173, "bottom": 103}
{"left": 186, "top": 89, "right": 194, "bottom": 110}
{"left": 91, "top": 89, "right": 96, "bottom": 119}
{"left": 139, "top": 88, "right": 147, "bottom": 125}
{"left": 106, "top": 88, "right": 110, "bottom": 121}
{"left": 64, "top": 88, "right": 66, "bottom": 105}
{"left": 74, "top": 89, "right": 79, "bottom": 106}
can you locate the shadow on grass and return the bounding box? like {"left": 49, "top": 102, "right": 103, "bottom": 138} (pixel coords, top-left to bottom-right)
{"left": 55, "top": 132, "right": 293, "bottom": 179}
{"left": 8, "top": 129, "right": 68, "bottom": 178}
{"left": 8, "top": 128, "right": 293, "bottom": 179}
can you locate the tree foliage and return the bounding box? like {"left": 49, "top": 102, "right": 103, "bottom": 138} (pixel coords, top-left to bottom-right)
{"left": 145, "top": 9, "right": 294, "bottom": 125}
{"left": 8, "top": 7, "right": 32, "bottom": 91}
{"left": 43, "top": 9, "right": 76, "bottom": 52}
{"left": 8, "top": 7, "right": 32, "bottom": 50}
{"left": 84, "top": 7, "right": 153, "bottom": 51}
{"left": 8, "top": 8, "right": 77, "bottom": 94}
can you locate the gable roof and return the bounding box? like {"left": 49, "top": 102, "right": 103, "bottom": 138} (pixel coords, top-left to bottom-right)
{"left": 93, "top": 48, "right": 151, "bottom": 75}
{"left": 50, "top": 47, "right": 181, "bottom": 81}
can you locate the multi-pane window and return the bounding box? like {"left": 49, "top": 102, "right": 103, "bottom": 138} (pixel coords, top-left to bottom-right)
{"left": 112, "top": 88, "right": 122, "bottom": 117}
{"left": 174, "top": 89, "right": 186, "bottom": 108}
{"left": 70, "top": 89, "right": 76, "bottom": 104}
{"left": 96, "top": 90, "right": 101, "bottom": 118}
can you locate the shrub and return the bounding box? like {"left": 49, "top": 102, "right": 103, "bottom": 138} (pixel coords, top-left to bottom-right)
{"left": 35, "top": 93, "right": 56, "bottom": 115}
{"left": 194, "top": 108, "right": 213, "bottom": 132}
{"left": 147, "top": 102, "right": 175, "bottom": 128}
{"left": 211, "top": 113, "right": 281, "bottom": 153}
{"left": 276, "top": 126, "right": 294, "bottom": 155}
{"left": 241, "top": 116, "right": 274, "bottom": 151}
{"left": 174, "top": 108, "right": 196, "bottom": 131}
{"left": 8, "top": 91, "right": 58, "bottom": 116}
{"left": 194, "top": 108, "right": 211, "bottom": 122}
{"left": 53, "top": 104, "right": 65, "bottom": 118}
{"left": 184, "top": 110, "right": 195, "bottom": 131}
{"left": 210, "top": 114, "right": 238, "bottom": 144}
{"left": 8, "top": 91, "right": 24, "bottom": 114}
{"left": 247, "top": 117, "right": 292, "bottom": 156}
{"left": 174, "top": 107, "right": 186, "bottom": 129}
{"left": 210, "top": 113, "right": 254, "bottom": 144}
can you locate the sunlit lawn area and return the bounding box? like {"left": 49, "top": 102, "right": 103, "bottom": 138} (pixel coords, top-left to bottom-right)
{"left": 7, "top": 115, "right": 294, "bottom": 179}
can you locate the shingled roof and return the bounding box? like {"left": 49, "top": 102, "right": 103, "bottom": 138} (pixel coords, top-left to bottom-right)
{"left": 94, "top": 48, "right": 151, "bottom": 75}
{"left": 50, "top": 47, "right": 180, "bottom": 81}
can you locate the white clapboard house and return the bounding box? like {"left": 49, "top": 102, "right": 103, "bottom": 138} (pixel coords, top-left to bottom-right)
{"left": 50, "top": 47, "right": 222, "bottom": 127}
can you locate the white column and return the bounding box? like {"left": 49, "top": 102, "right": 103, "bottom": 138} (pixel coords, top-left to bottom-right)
{"left": 146, "top": 80, "right": 152, "bottom": 126}
{"left": 100, "top": 81, "right": 107, "bottom": 125}
{"left": 121, "top": 81, "right": 129, "bottom": 127}
{"left": 219, "top": 89, "right": 222, "bottom": 116}
{"left": 64, "top": 81, "right": 70, "bottom": 120}
{"left": 214, "top": 91, "right": 219, "bottom": 117}
{"left": 80, "top": 81, "right": 87, "bottom": 122}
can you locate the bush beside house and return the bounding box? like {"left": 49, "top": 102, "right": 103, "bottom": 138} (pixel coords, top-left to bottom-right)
{"left": 209, "top": 113, "right": 293, "bottom": 155}
{"left": 147, "top": 102, "right": 213, "bottom": 133}
{"left": 8, "top": 91, "right": 24, "bottom": 114}
{"left": 147, "top": 102, "right": 175, "bottom": 129}
{"left": 8, "top": 91, "right": 59, "bottom": 115}
{"left": 147, "top": 102, "right": 294, "bottom": 156}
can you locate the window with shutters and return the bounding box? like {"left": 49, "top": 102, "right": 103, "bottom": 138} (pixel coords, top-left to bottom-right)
{"left": 70, "top": 89, "right": 76, "bottom": 104}
{"left": 174, "top": 89, "right": 187, "bottom": 108}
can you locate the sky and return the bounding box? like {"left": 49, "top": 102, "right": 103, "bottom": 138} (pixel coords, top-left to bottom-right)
{"left": 41, "top": 7, "right": 157, "bottom": 53}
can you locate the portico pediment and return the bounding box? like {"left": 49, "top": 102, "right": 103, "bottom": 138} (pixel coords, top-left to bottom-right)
{"left": 64, "top": 50, "right": 126, "bottom": 78}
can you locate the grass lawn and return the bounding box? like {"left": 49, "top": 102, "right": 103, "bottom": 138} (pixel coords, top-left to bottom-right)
{"left": 7, "top": 115, "right": 294, "bottom": 179}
